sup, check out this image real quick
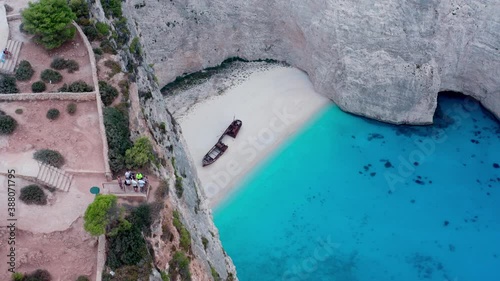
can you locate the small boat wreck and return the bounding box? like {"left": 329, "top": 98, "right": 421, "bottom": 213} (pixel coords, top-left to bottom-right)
{"left": 202, "top": 119, "right": 243, "bottom": 167}
{"left": 202, "top": 140, "right": 228, "bottom": 167}
{"left": 224, "top": 119, "right": 243, "bottom": 138}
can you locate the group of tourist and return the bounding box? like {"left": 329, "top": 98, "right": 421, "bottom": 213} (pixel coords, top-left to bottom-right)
{"left": 1, "top": 48, "right": 12, "bottom": 63}
{"left": 118, "top": 171, "right": 149, "bottom": 193}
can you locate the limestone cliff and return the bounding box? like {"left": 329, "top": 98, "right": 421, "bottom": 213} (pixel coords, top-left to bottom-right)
{"left": 125, "top": 0, "right": 499, "bottom": 124}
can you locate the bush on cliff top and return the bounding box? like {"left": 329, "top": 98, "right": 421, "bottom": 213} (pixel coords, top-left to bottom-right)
{"left": 33, "top": 149, "right": 65, "bottom": 168}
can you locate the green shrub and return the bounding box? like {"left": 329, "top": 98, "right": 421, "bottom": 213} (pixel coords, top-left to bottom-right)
{"left": 32, "top": 81, "right": 46, "bottom": 93}
{"left": 106, "top": 225, "right": 149, "bottom": 269}
{"left": 172, "top": 211, "right": 191, "bottom": 252}
{"left": 175, "top": 176, "right": 183, "bottom": 198}
{"left": 59, "top": 80, "right": 93, "bottom": 92}
{"left": 102, "top": 0, "right": 122, "bottom": 18}
{"left": 67, "top": 103, "right": 77, "bottom": 115}
{"left": 0, "top": 74, "right": 19, "bottom": 93}
{"left": 100, "top": 39, "right": 116, "bottom": 54}
{"left": 26, "top": 269, "right": 52, "bottom": 281}
{"left": 66, "top": 60, "right": 79, "bottom": 73}
{"left": 76, "top": 276, "right": 90, "bottom": 281}
{"left": 15, "top": 108, "right": 23, "bottom": 115}
{"left": 50, "top": 58, "right": 79, "bottom": 73}
{"left": 46, "top": 108, "right": 60, "bottom": 120}
{"left": 104, "top": 60, "right": 121, "bottom": 78}
{"left": 33, "top": 149, "right": 65, "bottom": 167}
{"left": 113, "top": 17, "right": 130, "bottom": 47}
{"left": 103, "top": 107, "right": 132, "bottom": 174}
{"left": 15, "top": 60, "right": 35, "bottom": 81}
{"left": 50, "top": 57, "right": 67, "bottom": 70}
{"left": 99, "top": 81, "right": 118, "bottom": 106}
{"left": 169, "top": 251, "right": 191, "bottom": 281}
{"left": 83, "top": 25, "right": 98, "bottom": 41}
{"left": 84, "top": 194, "right": 118, "bottom": 236}
{"left": 95, "top": 22, "right": 110, "bottom": 36}
{"left": 129, "top": 37, "right": 141, "bottom": 56}
{"left": 19, "top": 185, "right": 47, "bottom": 205}
{"left": 0, "top": 114, "right": 17, "bottom": 135}
{"left": 125, "top": 137, "right": 154, "bottom": 168}
{"left": 41, "top": 69, "right": 62, "bottom": 83}
{"left": 128, "top": 204, "right": 152, "bottom": 235}
{"left": 69, "top": 0, "right": 89, "bottom": 19}
{"left": 93, "top": 47, "right": 103, "bottom": 55}
{"left": 160, "top": 271, "right": 170, "bottom": 281}
{"left": 11, "top": 272, "right": 24, "bottom": 281}
{"left": 21, "top": 0, "right": 76, "bottom": 49}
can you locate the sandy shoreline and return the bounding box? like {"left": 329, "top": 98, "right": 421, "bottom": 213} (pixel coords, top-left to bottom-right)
{"left": 178, "top": 66, "right": 330, "bottom": 207}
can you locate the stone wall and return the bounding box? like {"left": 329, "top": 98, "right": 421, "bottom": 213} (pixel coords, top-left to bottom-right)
{"left": 0, "top": 92, "right": 96, "bottom": 101}
{"left": 125, "top": 0, "right": 500, "bottom": 124}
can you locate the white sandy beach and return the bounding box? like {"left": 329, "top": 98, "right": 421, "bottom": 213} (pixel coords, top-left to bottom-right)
{"left": 178, "top": 66, "right": 330, "bottom": 207}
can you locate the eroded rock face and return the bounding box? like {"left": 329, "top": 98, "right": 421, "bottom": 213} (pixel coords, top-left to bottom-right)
{"left": 125, "top": 0, "right": 499, "bottom": 124}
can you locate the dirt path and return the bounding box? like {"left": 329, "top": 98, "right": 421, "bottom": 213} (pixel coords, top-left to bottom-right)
{"left": 0, "top": 218, "right": 97, "bottom": 281}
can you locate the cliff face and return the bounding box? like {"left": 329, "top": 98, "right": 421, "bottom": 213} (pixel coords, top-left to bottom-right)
{"left": 125, "top": 0, "right": 499, "bottom": 124}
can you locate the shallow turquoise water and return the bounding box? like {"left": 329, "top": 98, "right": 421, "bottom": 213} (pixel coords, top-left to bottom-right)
{"left": 213, "top": 94, "right": 500, "bottom": 281}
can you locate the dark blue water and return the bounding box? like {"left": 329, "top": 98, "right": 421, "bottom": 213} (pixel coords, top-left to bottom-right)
{"left": 214, "top": 94, "right": 500, "bottom": 281}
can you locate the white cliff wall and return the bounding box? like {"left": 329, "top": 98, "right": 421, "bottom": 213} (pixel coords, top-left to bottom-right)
{"left": 125, "top": 0, "right": 499, "bottom": 124}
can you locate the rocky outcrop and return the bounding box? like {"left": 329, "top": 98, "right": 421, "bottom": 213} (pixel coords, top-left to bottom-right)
{"left": 124, "top": 0, "right": 499, "bottom": 124}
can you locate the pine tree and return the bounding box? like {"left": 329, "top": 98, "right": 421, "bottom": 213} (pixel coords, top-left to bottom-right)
{"left": 21, "top": 0, "right": 77, "bottom": 49}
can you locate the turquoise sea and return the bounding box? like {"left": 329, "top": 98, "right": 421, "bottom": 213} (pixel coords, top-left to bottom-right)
{"left": 213, "top": 93, "right": 500, "bottom": 281}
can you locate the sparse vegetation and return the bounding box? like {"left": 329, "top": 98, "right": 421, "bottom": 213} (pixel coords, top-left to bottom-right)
{"left": 169, "top": 251, "right": 191, "bottom": 281}
{"left": 172, "top": 210, "right": 191, "bottom": 252}
{"left": 99, "top": 81, "right": 119, "bottom": 106}
{"left": 67, "top": 103, "right": 77, "bottom": 115}
{"left": 4, "top": 4, "right": 14, "bottom": 13}
{"left": 41, "top": 69, "right": 63, "bottom": 83}
{"left": 211, "top": 265, "right": 221, "bottom": 281}
{"left": 129, "top": 37, "right": 141, "bottom": 58}
{"left": 0, "top": 74, "right": 19, "bottom": 94}
{"left": 15, "top": 60, "right": 35, "bottom": 81}
{"left": 100, "top": 39, "right": 117, "bottom": 54}
{"left": 19, "top": 185, "right": 47, "bottom": 205}
{"left": 59, "top": 80, "right": 93, "bottom": 92}
{"left": 46, "top": 108, "right": 60, "bottom": 120}
{"left": 155, "top": 180, "right": 169, "bottom": 201}
{"left": 21, "top": 0, "right": 76, "bottom": 49}
{"left": 0, "top": 114, "right": 17, "bottom": 135}
{"left": 102, "top": 0, "right": 123, "bottom": 18}
{"left": 32, "top": 81, "right": 46, "bottom": 93}
{"left": 34, "top": 149, "right": 65, "bottom": 167}
{"left": 202, "top": 237, "right": 209, "bottom": 250}
{"left": 76, "top": 276, "right": 90, "bottom": 281}
{"left": 103, "top": 107, "right": 132, "bottom": 174}
{"left": 125, "top": 137, "right": 155, "bottom": 169}
{"left": 104, "top": 60, "right": 122, "bottom": 78}
{"left": 15, "top": 109, "right": 23, "bottom": 115}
